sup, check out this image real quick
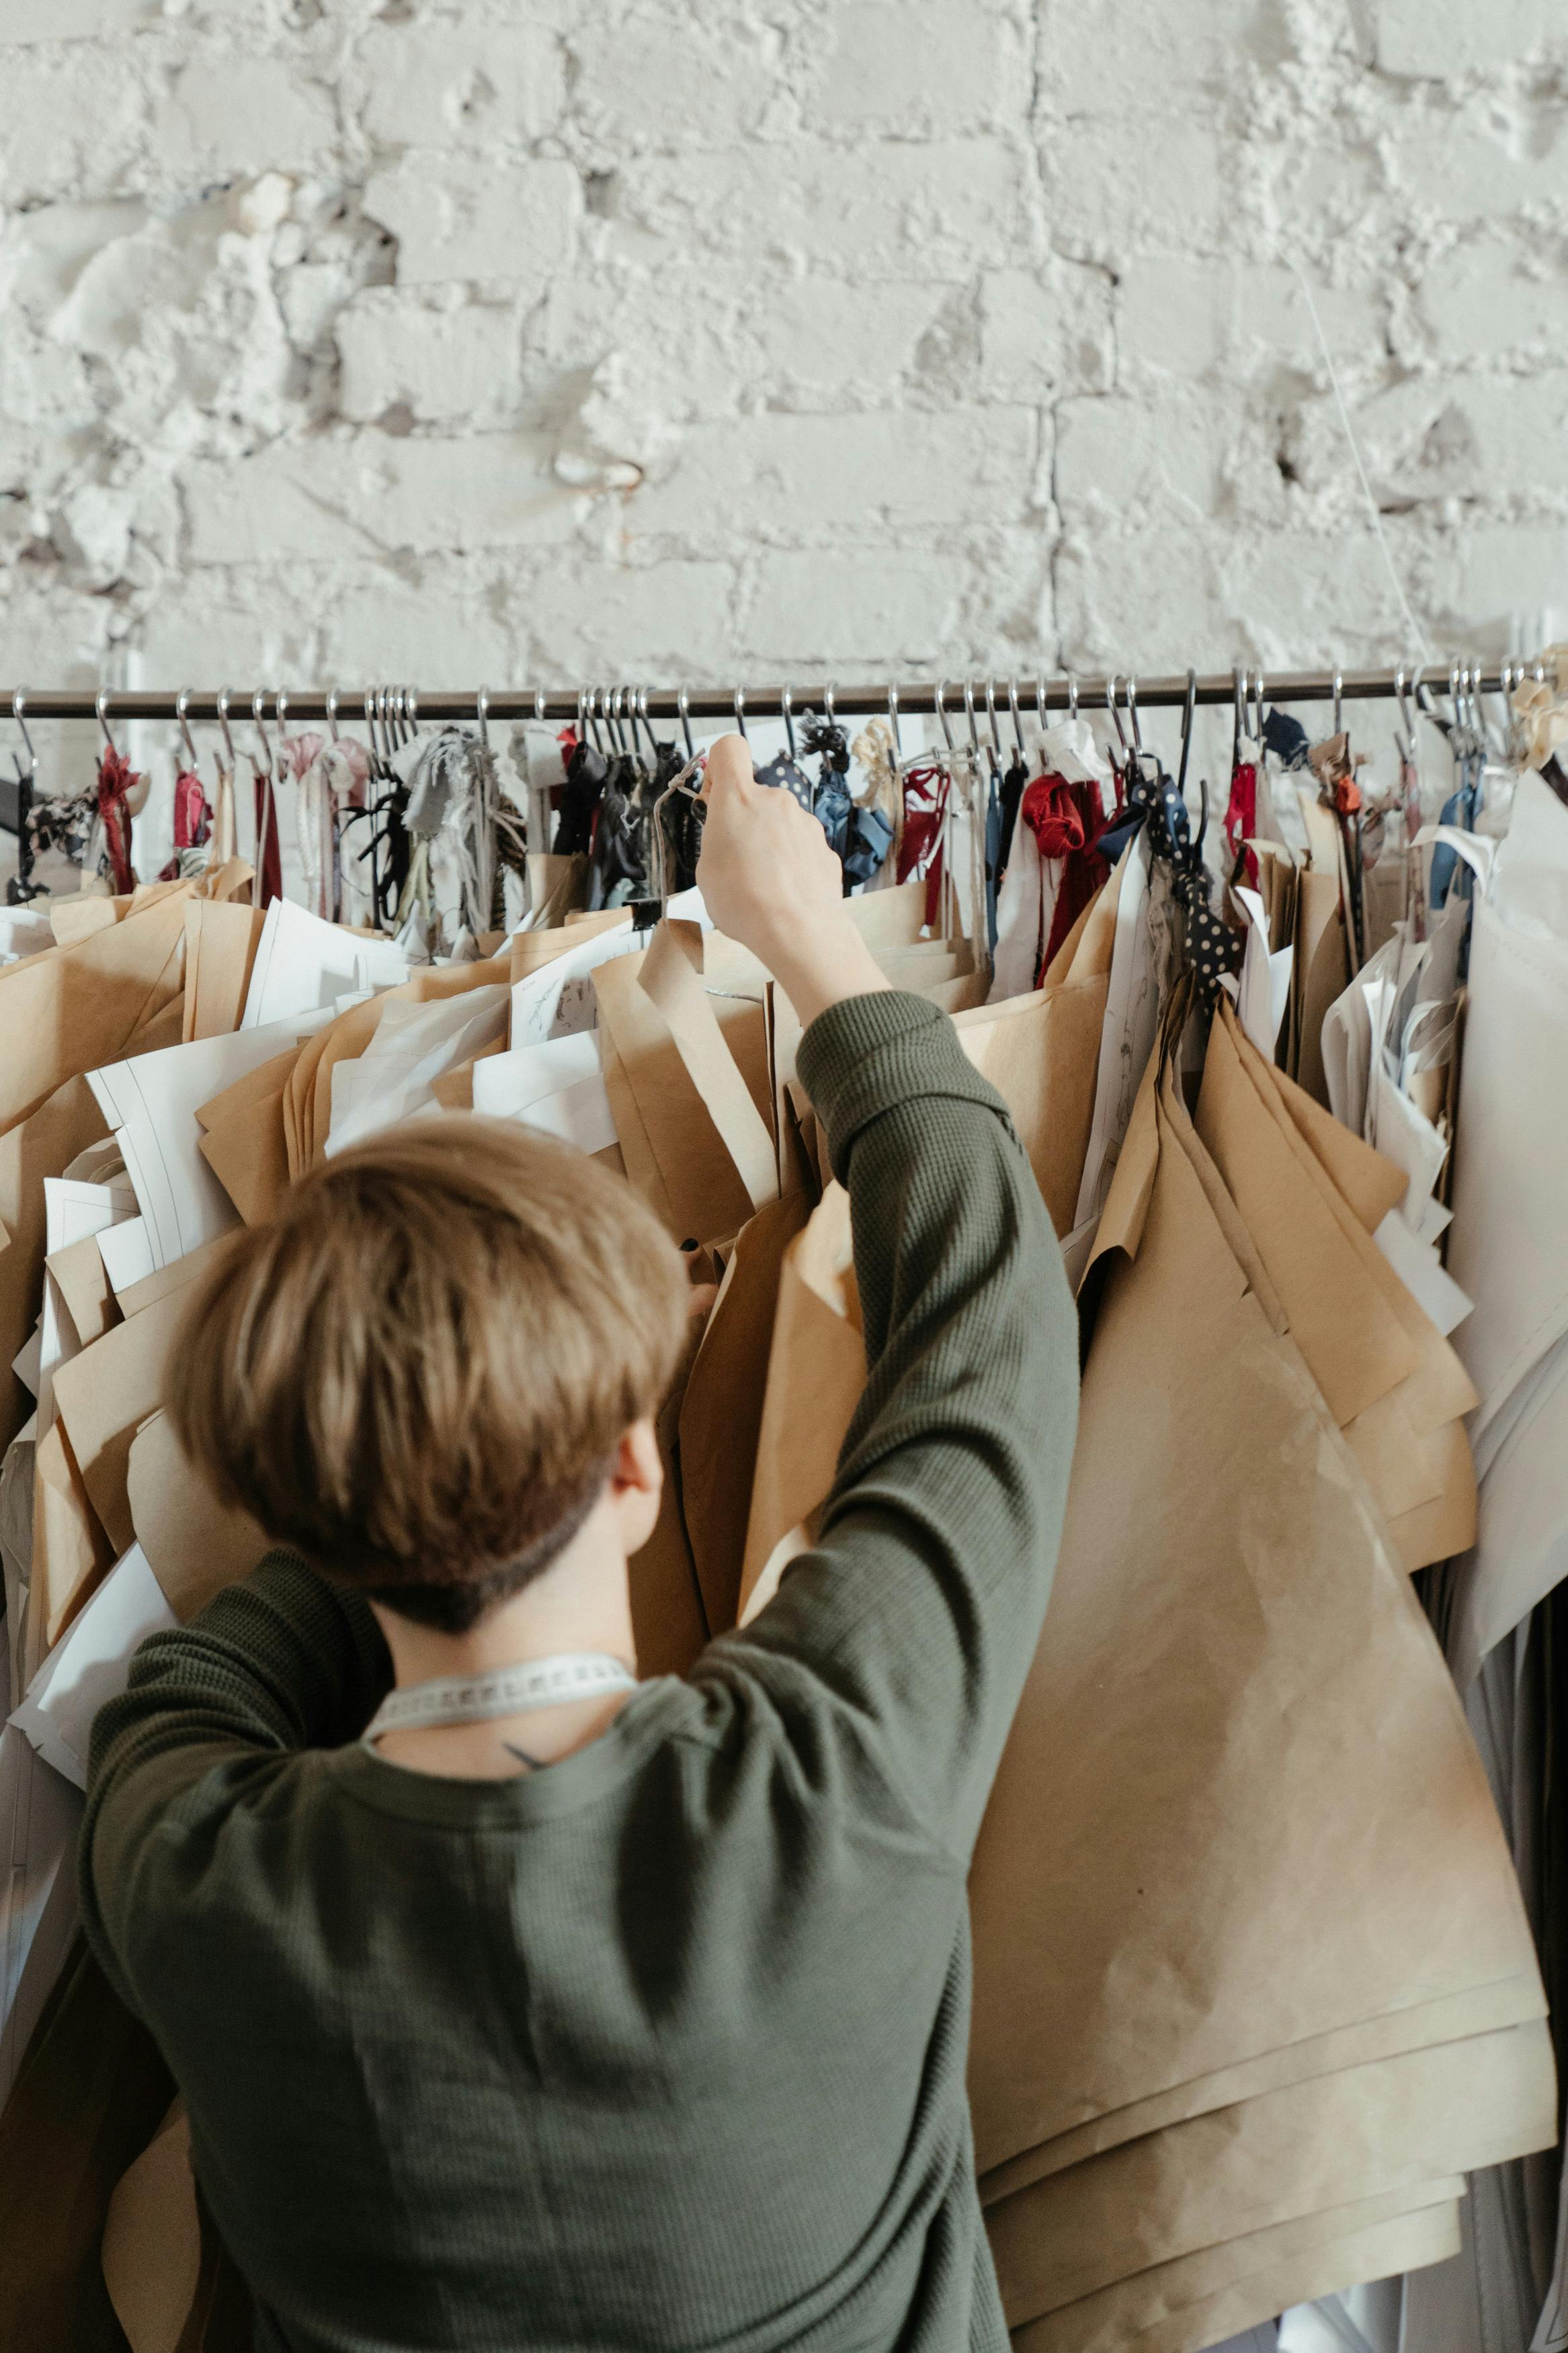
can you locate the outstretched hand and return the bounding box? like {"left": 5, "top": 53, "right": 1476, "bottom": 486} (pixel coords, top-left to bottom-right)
{"left": 694, "top": 735, "right": 891, "bottom": 1028}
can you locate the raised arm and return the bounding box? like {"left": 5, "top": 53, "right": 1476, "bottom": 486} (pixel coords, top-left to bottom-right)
{"left": 80, "top": 1554, "right": 391, "bottom": 2007}
{"left": 696, "top": 740, "right": 1080, "bottom": 1861}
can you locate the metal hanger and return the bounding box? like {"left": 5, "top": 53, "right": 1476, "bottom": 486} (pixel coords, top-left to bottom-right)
{"left": 215, "top": 688, "right": 237, "bottom": 772}
{"left": 1178, "top": 668, "right": 1198, "bottom": 797}
{"left": 176, "top": 687, "right": 200, "bottom": 772}
{"left": 1126, "top": 674, "right": 1143, "bottom": 755}
{"left": 476, "top": 686, "right": 491, "bottom": 750}
{"left": 10, "top": 688, "right": 36, "bottom": 785}
{"left": 934, "top": 679, "right": 954, "bottom": 755}
{"left": 1105, "top": 673, "right": 1126, "bottom": 754}
{"left": 886, "top": 682, "right": 901, "bottom": 763}
{"left": 96, "top": 686, "right": 120, "bottom": 759}
{"left": 733, "top": 685, "right": 747, "bottom": 740}
{"left": 325, "top": 686, "right": 342, "bottom": 744}
{"left": 251, "top": 689, "right": 273, "bottom": 773}
{"left": 1331, "top": 666, "right": 1344, "bottom": 739}
{"left": 1007, "top": 678, "right": 1024, "bottom": 758}
{"left": 781, "top": 684, "right": 797, "bottom": 762}
{"left": 677, "top": 686, "right": 694, "bottom": 761}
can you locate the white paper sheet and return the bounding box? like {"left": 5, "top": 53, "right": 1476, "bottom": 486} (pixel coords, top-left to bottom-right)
{"left": 325, "top": 984, "right": 510, "bottom": 1156}
{"left": 241, "top": 898, "right": 411, "bottom": 1029}
{"left": 11, "top": 1543, "right": 176, "bottom": 1792}
{"left": 1074, "top": 832, "right": 1166, "bottom": 1231}
{"left": 38, "top": 1174, "right": 138, "bottom": 1433}
{"left": 509, "top": 925, "right": 647, "bottom": 1048}
{"left": 0, "top": 907, "right": 56, "bottom": 963}
{"left": 1221, "top": 884, "right": 1293, "bottom": 1062}
{"left": 88, "top": 1015, "right": 313, "bottom": 1271}
{"left": 0, "top": 1720, "right": 83, "bottom": 2104}
{"left": 97, "top": 1214, "right": 155, "bottom": 1298}
{"left": 470, "top": 1032, "right": 603, "bottom": 1117}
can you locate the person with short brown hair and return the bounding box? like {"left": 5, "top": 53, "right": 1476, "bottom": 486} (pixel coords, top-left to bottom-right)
{"left": 81, "top": 736, "right": 1080, "bottom": 2353}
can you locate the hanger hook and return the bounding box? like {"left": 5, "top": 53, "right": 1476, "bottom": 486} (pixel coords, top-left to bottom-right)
{"left": 276, "top": 686, "right": 293, "bottom": 746}
{"left": 733, "top": 684, "right": 747, "bottom": 740}
{"left": 11, "top": 687, "right": 35, "bottom": 776}
{"left": 1034, "top": 674, "right": 1047, "bottom": 733}
{"left": 96, "top": 686, "right": 118, "bottom": 756}
{"left": 823, "top": 680, "right": 836, "bottom": 730}
{"left": 962, "top": 678, "right": 980, "bottom": 754}
{"left": 534, "top": 688, "right": 546, "bottom": 723}
{"left": 1126, "top": 674, "right": 1143, "bottom": 753}
{"left": 406, "top": 684, "right": 419, "bottom": 734}
{"left": 1105, "top": 673, "right": 1126, "bottom": 752}
{"left": 1007, "top": 678, "right": 1024, "bottom": 755}
{"left": 1331, "top": 667, "right": 1344, "bottom": 737}
{"left": 934, "top": 678, "right": 954, "bottom": 752}
{"left": 780, "top": 683, "right": 796, "bottom": 762}
{"left": 325, "top": 686, "right": 341, "bottom": 742}
{"left": 216, "top": 686, "right": 236, "bottom": 768}
{"left": 677, "top": 686, "right": 694, "bottom": 761}
{"left": 886, "top": 681, "right": 901, "bottom": 762}
{"left": 175, "top": 686, "right": 199, "bottom": 770}
{"left": 1066, "top": 670, "right": 1078, "bottom": 725}
{"left": 251, "top": 688, "right": 272, "bottom": 764}
{"left": 475, "top": 685, "right": 491, "bottom": 747}
{"left": 1178, "top": 668, "right": 1198, "bottom": 797}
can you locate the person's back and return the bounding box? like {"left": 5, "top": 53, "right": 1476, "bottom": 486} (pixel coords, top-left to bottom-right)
{"left": 81, "top": 739, "right": 1079, "bottom": 2352}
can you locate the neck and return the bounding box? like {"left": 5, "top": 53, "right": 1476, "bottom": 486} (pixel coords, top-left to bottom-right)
{"left": 370, "top": 1495, "right": 637, "bottom": 1693}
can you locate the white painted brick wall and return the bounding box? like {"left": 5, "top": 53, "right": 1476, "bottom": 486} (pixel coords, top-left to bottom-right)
{"left": 0, "top": 0, "right": 1563, "bottom": 706}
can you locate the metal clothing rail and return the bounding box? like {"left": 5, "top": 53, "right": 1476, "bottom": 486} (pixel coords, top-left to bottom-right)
{"left": 0, "top": 664, "right": 1536, "bottom": 729}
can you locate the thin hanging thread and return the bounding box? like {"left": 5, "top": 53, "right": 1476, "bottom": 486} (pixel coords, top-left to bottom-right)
{"left": 1287, "top": 260, "right": 1432, "bottom": 666}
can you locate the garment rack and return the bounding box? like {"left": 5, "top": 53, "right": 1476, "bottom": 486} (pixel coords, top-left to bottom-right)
{"left": 0, "top": 664, "right": 1533, "bottom": 728}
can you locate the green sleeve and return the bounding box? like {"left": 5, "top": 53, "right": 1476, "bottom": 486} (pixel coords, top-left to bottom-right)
{"left": 79, "top": 1554, "right": 391, "bottom": 2007}
{"left": 712, "top": 990, "right": 1079, "bottom": 1862}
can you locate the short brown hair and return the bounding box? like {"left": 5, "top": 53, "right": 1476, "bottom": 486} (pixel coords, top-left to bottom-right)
{"left": 169, "top": 1117, "right": 689, "bottom": 1630}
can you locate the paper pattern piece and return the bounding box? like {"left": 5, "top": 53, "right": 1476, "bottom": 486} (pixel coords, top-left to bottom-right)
{"left": 11, "top": 1543, "right": 175, "bottom": 1792}
{"left": 510, "top": 922, "right": 647, "bottom": 1048}
{"left": 241, "top": 898, "right": 408, "bottom": 1028}
{"left": 733, "top": 1037, "right": 1549, "bottom": 2350}
{"left": 89, "top": 1016, "right": 311, "bottom": 1273}
{"left": 128, "top": 1408, "right": 271, "bottom": 1622}
{"left": 0, "top": 1722, "right": 83, "bottom": 2106}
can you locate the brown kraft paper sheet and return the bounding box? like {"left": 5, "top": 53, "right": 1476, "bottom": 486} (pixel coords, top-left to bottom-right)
{"left": 986, "top": 2020, "right": 1553, "bottom": 2331}
{"left": 1011, "top": 2200, "right": 1458, "bottom": 2353}
{"left": 0, "top": 1072, "right": 112, "bottom": 1451}
{"left": 1007, "top": 2178, "right": 1461, "bottom": 2353}
{"left": 593, "top": 951, "right": 759, "bottom": 1246}
{"left": 0, "top": 885, "right": 192, "bottom": 1137}
{"left": 678, "top": 1192, "right": 814, "bottom": 1638}
{"left": 964, "top": 1054, "right": 1544, "bottom": 2185}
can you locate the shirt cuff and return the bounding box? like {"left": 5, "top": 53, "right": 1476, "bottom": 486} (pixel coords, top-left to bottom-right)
{"left": 796, "top": 990, "right": 1014, "bottom": 1186}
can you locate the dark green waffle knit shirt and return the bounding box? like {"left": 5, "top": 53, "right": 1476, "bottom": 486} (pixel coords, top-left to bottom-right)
{"left": 81, "top": 990, "right": 1079, "bottom": 2353}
